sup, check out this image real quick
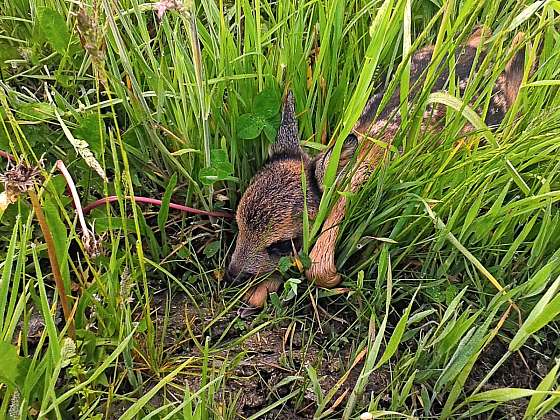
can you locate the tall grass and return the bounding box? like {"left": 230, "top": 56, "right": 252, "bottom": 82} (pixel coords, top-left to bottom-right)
{"left": 1, "top": 0, "right": 560, "bottom": 418}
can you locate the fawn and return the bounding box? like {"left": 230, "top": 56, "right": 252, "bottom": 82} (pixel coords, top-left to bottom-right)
{"left": 227, "top": 27, "right": 526, "bottom": 308}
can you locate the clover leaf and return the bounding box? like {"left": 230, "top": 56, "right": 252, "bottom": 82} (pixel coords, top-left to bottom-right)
{"left": 237, "top": 88, "right": 281, "bottom": 140}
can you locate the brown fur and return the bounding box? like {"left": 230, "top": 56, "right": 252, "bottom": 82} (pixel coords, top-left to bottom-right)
{"left": 228, "top": 93, "right": 327, "bottom": 285}
{"left": 227, "top": 92, "right": 355, "bottom": 305}
{"left": 230, "top": 157, "right": 317, "bottom": 277}
{"left": 229, "top": 28, "right": 526, "bottom": 306}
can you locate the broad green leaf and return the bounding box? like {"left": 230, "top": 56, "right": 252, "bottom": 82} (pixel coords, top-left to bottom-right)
{"left": 17, "top": 102, "right": 58, "bottom": 122}
{"left": 278, "top": 256, "right": 292, "bottom": 274}
{"left": 37, "top": 8, "right": 72, "bottom": 54}
{"left": 198, "top": 167, "right": 218, "bottom": 186}
{"left": 74, "top": 114, "right": 104, "bottom": 157}
{"left": 199, "top": 149, "right": 237, "bottom": 185}
{"left": 198, "top": 167, "right": 238, "bottom": 186}
{"left": 91, "top": 216, "right": 137, "bottom": 233}
{"left": 210, "top": 149, "right": 229, "bottom": 164}
{"left": 445, "top": 285, "right": 459, "bottom": 305}
{"left": 253, "top": 88, "right": 281, "bottom": 119}
{"left": 213, "top": 161, "right": 235, "bottom": 177}
{"left": 0, "top": 40, "right": 20, "bottom": 73}
{"left": 54, "top": 105, "right": 107, "bottom": 181}
{"left": 0, "top": 341, "right": 31, "bottom": 390}
{"left": 203, "top": 241, "right": 220, "bottom": 258}
{"left": 237, "top": 113, "right": 265, "bottom": 139}
{"left": 262, "top": 119, "right": 278, "bottom": 142}
{"left": 284, "top": 278, "right": 301, "bottom": 299}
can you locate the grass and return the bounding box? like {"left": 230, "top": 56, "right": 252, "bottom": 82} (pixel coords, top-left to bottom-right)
{"left": 1, "top": 0, "right": 560, "bottom": 418}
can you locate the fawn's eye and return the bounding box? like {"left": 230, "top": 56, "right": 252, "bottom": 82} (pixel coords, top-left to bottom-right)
{"left": 267, "top": 240, "right": 293, "bottom": 257}
{"left": 267, "top": 237, "right": 301, "bottom": 257}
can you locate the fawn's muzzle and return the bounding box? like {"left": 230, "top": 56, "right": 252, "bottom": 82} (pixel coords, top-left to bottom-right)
{"left": 225, "top": 266, "right": 252, "bottom": 284}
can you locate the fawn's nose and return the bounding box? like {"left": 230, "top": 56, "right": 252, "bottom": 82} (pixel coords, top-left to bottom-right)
{"left": 225, "top": 264, "right": 251, "bottom": 284}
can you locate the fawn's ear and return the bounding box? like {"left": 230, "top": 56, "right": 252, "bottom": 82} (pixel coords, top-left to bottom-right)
{"left": 312, "top": 133, "right": 358, "bottom": 189}
{"left": 269, "top": 90, "right": 302, "bottom": 158}
{"left": 466, "top": 25, "right": 492, "bottom": 48}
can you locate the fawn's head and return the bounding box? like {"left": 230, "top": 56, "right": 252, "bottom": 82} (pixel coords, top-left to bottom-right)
{"left": 227, "top": 91, "right": 357, "bottom": 283}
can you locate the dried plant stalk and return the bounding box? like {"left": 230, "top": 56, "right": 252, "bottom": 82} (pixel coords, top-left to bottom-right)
{"left": 28, "top": 190, "right": 75, "bottom": 339}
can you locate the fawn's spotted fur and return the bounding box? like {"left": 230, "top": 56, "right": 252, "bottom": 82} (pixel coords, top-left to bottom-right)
{"left": 229, "top": 28, "right": 526, "bottom": 307}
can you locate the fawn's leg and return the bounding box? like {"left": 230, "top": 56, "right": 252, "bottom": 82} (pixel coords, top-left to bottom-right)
{"left": 305, "top": 144, "right": 385, "bottom": 287}
{"left": 305, "top": 196, "right": 347, "bottom": 287}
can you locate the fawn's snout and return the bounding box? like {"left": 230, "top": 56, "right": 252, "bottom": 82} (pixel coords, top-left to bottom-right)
{"left": 224, "top": 263, "right": 251, "bottom": 284}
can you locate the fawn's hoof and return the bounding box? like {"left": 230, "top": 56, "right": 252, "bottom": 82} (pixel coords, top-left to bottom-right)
{"left": 243, "top": 278, "right": 282, "bottom": 308}
{"left": 305, "top": 265, "right": 341, "bottom": 288}
{"left": 306, "top": 245, "right": 341, "bottom": 288}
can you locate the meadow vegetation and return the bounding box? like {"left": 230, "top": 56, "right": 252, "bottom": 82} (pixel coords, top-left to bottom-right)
{"left": 1, "top": 0, "right": 560, "bottom": 418}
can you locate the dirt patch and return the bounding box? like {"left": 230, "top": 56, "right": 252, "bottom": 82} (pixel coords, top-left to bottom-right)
{"left": 97, "top": 291, "right": 560, "bottom": 418}
{"left": 466, "top": 339, "right": 557, "bottom": 419}
{"left": 147, "top": 292, "right": 391, "bottom": 418}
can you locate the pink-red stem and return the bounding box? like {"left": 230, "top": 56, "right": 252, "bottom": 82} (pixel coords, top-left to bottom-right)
{"left": 83, "top": 195, "right": 233, "bottom": 218}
